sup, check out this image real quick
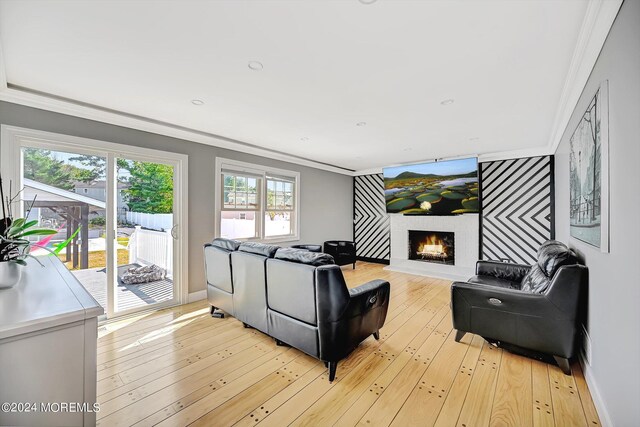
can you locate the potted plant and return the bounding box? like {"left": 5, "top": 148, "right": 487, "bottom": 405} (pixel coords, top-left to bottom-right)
{"left": 0, "top": 178, "right": 60, "bottom": 289}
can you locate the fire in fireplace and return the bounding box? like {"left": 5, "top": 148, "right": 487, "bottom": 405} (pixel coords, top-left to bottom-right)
{"left": 408, "top": 230, "right": 455, "bottom": 265}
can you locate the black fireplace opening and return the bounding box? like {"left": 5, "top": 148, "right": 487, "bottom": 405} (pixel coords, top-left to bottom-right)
{"left": 408, "top": 230, "right": 455, "bottom": 265}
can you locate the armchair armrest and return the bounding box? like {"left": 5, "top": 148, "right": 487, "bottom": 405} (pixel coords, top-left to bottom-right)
{"left": 545, "top": 265, "right": 588, "bottom": 320}
{"left": 476, "top": 260, "right": 531, "bottom": 282}
{"left": 451, "top": 281, "right": 565, "bottom": 319}
{"left": 345, "top": 279, "right": 390, "bottom": 319}
{"left": 316, "top": 277, "right": 390, "bottom": 362}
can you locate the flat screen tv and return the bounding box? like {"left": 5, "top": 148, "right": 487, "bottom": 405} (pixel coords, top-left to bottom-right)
{"left": 383, "top": 157, "right": 479, "bottom": 215}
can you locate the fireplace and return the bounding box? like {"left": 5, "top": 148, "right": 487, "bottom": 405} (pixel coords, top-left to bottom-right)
{"left": 408, "top": 230, "right": 455, "bottom": 265}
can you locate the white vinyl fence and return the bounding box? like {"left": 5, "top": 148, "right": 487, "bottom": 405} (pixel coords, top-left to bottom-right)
{"left": 128, "top": 226, "right": 173, "bottom": 276}
{"left": 126, "top": 211, "right": 173, "bottom": 231}
{"left": 220, "top": 217, "right": 292, "bottom": 239}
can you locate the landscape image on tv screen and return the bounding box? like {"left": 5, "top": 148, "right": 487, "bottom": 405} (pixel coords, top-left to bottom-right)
{"left": 383, "top": 157, "right": 479, "bottom": 215}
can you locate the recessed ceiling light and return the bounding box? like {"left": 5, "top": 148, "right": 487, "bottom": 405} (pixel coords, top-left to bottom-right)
{"left": 191, "top": 99, "right": 204, "bottom": 106}
{"left": 440, "top": 99, "right": 455, "bottom": 105}
{"left": 300, "top": 137, "right": 309, "bottom": 141}
{"left": 469, "top": 137, "right": 480, "bottom": 141}
{"left": 358, "top": 0, "right": 377, "bottom": 4}
{"left": 248, "top": 61, "right": 264, "bottom": 71}
{"left": 403, "top": 148, "right": 412, "bottom": 152}
{"left": 356, "top": 122, "right": 367, "bottom": 127}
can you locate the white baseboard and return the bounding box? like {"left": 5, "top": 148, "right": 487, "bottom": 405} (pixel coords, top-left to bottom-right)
{"left": 579, "top": 355, "right": 612, "bottom": 427}
{"left": 187, "top": 290, "right": 207, "bottom": 303}
{"left": 383, "top": 264, "right": 469, "bottom": 282}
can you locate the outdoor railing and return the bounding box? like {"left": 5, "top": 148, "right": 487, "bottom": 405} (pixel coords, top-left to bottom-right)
{"left": 128, "top": 226, "right": 173, "bottom": 276}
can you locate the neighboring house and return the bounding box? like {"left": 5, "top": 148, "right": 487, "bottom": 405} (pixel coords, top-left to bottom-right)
{"left": 73, "top": 180, "right": 130, "bottom": 219}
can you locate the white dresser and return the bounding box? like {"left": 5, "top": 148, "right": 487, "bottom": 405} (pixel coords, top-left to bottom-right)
{"left": 0, "top": 256, "right": 103, "bottom": 426}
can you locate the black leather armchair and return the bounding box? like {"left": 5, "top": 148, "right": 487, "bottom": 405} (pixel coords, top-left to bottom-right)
{"left": 323, "top": 240, "right": 356, "bottom": 269}
{"left": 451, "top": 240, "right": 587, "bottom": 375}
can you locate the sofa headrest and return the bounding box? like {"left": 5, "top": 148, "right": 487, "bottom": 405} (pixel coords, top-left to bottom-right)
{"left": 210, "top": 238, "right": 241, "bottom": 252}
{"left": 274, "top": 248, "right": 335, "bottom": 266}
{"left": 291, "top": 244, "right": 322, "bottom": 253}
{"left": 238, "top": 241, "right": 280, "bottom": 258}
{"left": 537, "top": 240, "right": 579, "bottom": 277}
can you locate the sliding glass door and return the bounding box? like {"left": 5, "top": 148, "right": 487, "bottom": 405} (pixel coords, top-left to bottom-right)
{"left": 112, "top": 156, "right": 177, "bottom": 314}
{"left": 1, "top": 126, "right": 187, "bottom": 320}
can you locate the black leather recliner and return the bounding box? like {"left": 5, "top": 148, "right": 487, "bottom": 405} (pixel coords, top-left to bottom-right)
{"left": 203, "top": 239, "right": 391, "bottom": 382}
{"left": 267, "top": 248, "right": 390, "bottom": 381}
{"left": 203, "top": 238, "right": 241, "bottom": 318}
{"left": 323, "top": 240, "right": 357, "bottom": 269}
{"left": 451, "top": 240, "right": 587, "bottom": 375}
{"left": 231, "top": 242, "right": 280, "bottom": 334}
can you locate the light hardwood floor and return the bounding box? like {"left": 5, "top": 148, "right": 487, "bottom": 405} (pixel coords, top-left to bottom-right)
{"left": 95, "top": 262, "right": 600, "bottom": 427}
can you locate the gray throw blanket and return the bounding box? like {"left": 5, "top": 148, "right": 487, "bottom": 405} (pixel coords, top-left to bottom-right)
{"left": 121, "top": 264, "right": 166, "bottom": 285}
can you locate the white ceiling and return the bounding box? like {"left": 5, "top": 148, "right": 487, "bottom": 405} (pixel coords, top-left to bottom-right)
{"left": 0, "top": 0, "right": 592, "bottom": 172}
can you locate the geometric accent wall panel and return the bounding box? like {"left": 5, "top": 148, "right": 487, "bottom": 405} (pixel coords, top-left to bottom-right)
{"left": 480, "top": 155, "right": 555, "bottom": 265}
{"left": 354, "top": 174, "right": 390, "bottom": 262}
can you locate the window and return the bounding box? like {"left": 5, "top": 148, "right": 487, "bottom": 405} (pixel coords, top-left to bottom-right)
{"left": 217, "top": 158, "right": 299, "bottom": 242}
{"left": 265, "top": 176, "right": 295, "bottom": 238}
{"left": 221, "top": 173, "right": 260, "bottom": 239}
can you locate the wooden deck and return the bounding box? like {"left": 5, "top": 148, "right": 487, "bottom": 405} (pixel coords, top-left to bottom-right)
{"left": 95, "top": 262, "right": 600, "bottom": 426}
{"left": 73, "top": 266, "right": 173, "bottom": 312}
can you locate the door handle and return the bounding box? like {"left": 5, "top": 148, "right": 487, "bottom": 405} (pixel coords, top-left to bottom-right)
{"left": 171, "top": 224, "right": 178, "bottom": 240}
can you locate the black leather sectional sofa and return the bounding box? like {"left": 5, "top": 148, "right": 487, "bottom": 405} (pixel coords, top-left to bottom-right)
{"left": 203, "top": 238, "right": 390, "bottom": 381}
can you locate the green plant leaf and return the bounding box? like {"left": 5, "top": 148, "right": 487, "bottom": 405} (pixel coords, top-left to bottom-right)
{"left": 52, "top": 227, "right": 80, "bottom": 255}
{"left": 10, "top": 218, "right": 25, "bottom": 228}
{"left": 7, "top": 225, "right": 26, "bottom": 237}
{"left": 8, "top": 219, "right": 39, "bottom": 235}
{"left": 22, "top": 220, "right": 39, "bottom": 229}
{"left": 14, "top": 229, "right": 58, "bottom": 238}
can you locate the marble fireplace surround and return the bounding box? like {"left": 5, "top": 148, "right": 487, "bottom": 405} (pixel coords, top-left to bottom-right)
{"left": 385, "top": 213, "right": 479, "bottom": 281}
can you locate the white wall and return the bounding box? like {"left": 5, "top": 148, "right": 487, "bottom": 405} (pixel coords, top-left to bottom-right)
{"left": 554, "top": 1, "right": 640, "bottom": 424}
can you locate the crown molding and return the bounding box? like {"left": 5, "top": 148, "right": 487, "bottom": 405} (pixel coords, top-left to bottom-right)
{"left": 353, "top": 167, "right": 384, "bottom": 176}
{"left": 352, "top": 145, "right": 554, "bottom": 176}
{"left": 546, "top": 0, "right": 622, "bottom": 154}
{"left": 476, "top": 146, "right": 553, "bottom": 163}
{"left": 0, "top": 85, "right": 354, "bottom": 176}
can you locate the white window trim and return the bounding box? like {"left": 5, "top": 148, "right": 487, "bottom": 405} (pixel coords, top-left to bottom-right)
{"left": 0, "top": 125, "right": 190, "bottom": 316}
{"left": 215, "top": 157, "right": 300, "bottom": 244}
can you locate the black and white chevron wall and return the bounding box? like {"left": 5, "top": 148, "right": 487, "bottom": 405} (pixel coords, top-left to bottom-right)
{"left": 480, "top": 155, "right": 555, "bottom": 265}
{"left": 354, "top": 174, "right": 390, "bottom": 263}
